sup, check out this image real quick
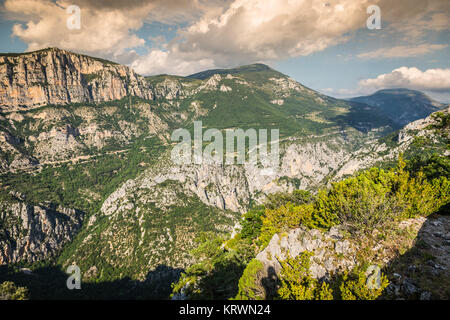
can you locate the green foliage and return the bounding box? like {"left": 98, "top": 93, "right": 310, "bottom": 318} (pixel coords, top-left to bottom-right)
{"left": 427, "top": 112, "right": 450, "bottom": 130}
{"left": 0, "top": 281, "right": 29, "bottom": 300}
{"left": 339, "top": 268, "right": 389, "bottom": 300}
{"left": 264, "top": 190, "right": 314, "bottom": 210}
{"left": 171, "top": 232, "right": 253, "bottom": 300}
{"left": 317, "top": 158, "right": 448, "bottom": 232}
{"left": 277, "top": 255, "right": 389, "bottom": 300}
{"left": 277, "top": 253, "right": 333, "bottom": 300}
{"left": 240, "top": 206, "right": 265, "bottom": 242}
{"left": 254, "top": 156, "right": 449, "bottom": 249}
{"left": 234, "top": 259, "right": 264, "bottom": 300}
{"left": 406, "top": 153, "right": 450, "bottom": 181}
{"left": 259, "top": 203, "right": 318, "bottom": 247}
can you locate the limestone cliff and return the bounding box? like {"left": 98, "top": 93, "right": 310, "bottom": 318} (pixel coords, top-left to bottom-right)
{"left": 0, "top": 193, "right": 84, "bottom": 264}
{"left": 0, "top": 48, "right": 154, "bottom": 111}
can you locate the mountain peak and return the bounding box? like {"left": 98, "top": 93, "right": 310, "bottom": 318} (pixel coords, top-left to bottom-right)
{"left": 187, "top": 63, "right": 277, "bottom": 80}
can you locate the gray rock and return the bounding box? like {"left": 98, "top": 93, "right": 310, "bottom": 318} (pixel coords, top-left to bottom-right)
{"left": 420, "top": 291, "right": 432, "bottom": 300}
{"left": 402, "top": 278, "right": 418, "bottom": 296}
{"left": 0, "top": 200, "right": 84, "bottom": 264}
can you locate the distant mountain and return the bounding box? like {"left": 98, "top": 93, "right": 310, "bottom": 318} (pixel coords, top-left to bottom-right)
{"left": 349, "top": 88, "right": 443, "bottom": 126}
{"left": 187, "top": 63, "right": 278, "bottom": 80}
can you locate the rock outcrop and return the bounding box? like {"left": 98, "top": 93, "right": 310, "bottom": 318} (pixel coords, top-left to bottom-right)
{"left": 0, "top": 197, "right": 84, "bottom": 264}
{"left": 0, "top": 48, "right": 154, "bottom": 111}
{"left": 251, "top": 215, "right": 450, "bottom": 299}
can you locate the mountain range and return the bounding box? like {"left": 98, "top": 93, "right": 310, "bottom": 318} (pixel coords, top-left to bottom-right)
{"left": 349, "top": 88, "right": 443, "bottom": 126}
{"left": 0, "top": 48, "right": 448, "bottom": 299}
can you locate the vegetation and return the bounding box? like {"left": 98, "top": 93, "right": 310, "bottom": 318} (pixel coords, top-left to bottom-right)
{"left": 0, "top": 55, "right": 448, "bottom": 300}
{"left": 339, "top": 269, "right": 389, "bottom": 300}
{"left": 171, "top": 154, "right": 449, "bottom": 300}
{"left": 277, "top": 253, "right": 333, "bottom": 300}
{"left": 258, "top": 156, "right": 449, "bottom": 245}
{"left": 0, "top": 281, "right": 28, "bottom": 300}
{"left": 234, "top": 259, "right": 264, "bottom": 300}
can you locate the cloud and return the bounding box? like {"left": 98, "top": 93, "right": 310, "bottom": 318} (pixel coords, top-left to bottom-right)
{"left": 131, "top": 0, "right": 450, "bottom": 75}
{"left": 131, "top": 49, "right": 216, "bottom": 75}
{"left": 134, "top": 0, "right": 372, "bottom": 74}
{"left": 1, "top": 0, "right": 224, "bottom": 64}
{"left": 358, "top": 67, "right": 450, "bottom": 92}
{"left": 2, "top": 0, "right": 450, "bottom": 75}
{"left": 4, "top": 0, "right": 147, "bottom": 60}
{"left": 357, "top": 44, "right": 448, "bottom": 59}
{"left": 321, "top": 67, "right": 450, "bottom": 102}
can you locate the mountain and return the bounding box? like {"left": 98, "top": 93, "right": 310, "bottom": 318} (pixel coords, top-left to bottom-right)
{"left": 349, "top": 88, "right": 443, "bottom": 126}
{"left": 171, "top": 106, "right": 450, "bottom": 300}
{"left": 187, "top": 63, "right": 278, "bottom": 80}
{"left": 0, "top": 48, "right": 447, "bottom": 299}
{"left": 0, "top": 48, "right": 154, "bottom": 112}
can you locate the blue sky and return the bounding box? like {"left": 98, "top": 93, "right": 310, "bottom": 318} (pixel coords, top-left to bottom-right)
{"left": 1, "top": 0, "right": 449, "bottom": 101}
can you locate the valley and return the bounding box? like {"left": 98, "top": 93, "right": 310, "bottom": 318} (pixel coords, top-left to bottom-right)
{"left": 0, "top": 48, "right": 448, "bottom": 300}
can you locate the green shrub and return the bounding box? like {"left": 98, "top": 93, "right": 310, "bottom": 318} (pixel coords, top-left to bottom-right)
{"left": 277, "top": 253, "right": 333, "bottom": 300}
{"left": 0, "top": 281, "right": 28, "bottom": 300}
{"left": 234, "top": 259, "right": 264, "bottom": 300}
{"left": 240, "top": 206, "right": 265, "bottom": 241}
{"left": 259, "top": 203, "right": 317, "bottom": 247}
{"left": 313, "top": 157, "right": 448, "bottom": 233}
{"left": 264, "top": 190, "right": 314, "bottom": 210}
{"left": 339, "top": 268, "right": 389, "bottom": 300}
{"left": 277, "top": 256, "right": 389, "bottom": 300}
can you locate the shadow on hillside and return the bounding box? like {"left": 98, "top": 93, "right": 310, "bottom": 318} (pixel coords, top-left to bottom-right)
{"left": 332, "top": 101, "right": 399, "bottom": 133}
{"left": 193, "top": 259, "right": 248, "bottom": 300}
{"left": 0, "top": 264, "right": 183, "bottom": 300}
{"left": 380, "top": 214, "right": 450, "bottom": 300}
{"left": 261, "top": 266, "right": 280, "bottom": 300}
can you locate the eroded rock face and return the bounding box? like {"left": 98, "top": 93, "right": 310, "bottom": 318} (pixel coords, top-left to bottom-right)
{"left": 0, "top": 198, "right": 84, "bottom": 264}
{"left": 0, "top": 48, "right": 154, "bottom": 111}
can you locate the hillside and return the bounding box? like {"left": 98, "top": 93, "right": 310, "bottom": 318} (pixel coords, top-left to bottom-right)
{"left": 0, "top": 48, "right": 447, "bottom": 299}
{"left": 171, "top": 108, "right": 450, "bottom": 300}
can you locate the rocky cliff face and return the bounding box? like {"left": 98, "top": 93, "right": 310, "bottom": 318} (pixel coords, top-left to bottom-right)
{"left": 0, "top": 194, "right": 84, "bottom": 264}
{"left": 0, "top": 48, "right": 154, "bottom": 111}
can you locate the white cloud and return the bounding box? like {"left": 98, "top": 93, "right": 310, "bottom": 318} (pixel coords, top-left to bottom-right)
{"left": 358, "top": 67, "right": 450, "bottom": 92}
{"left": 134, "top": 0, "right": 372, "bottom": 74}
{"left": 2, "top": 0, "right": 225, "bottom": 64}
{"left": 357, "top": 44, "right": 448, "bottom": 59}
{"left": 5, "top": 0, "right": 147, "bottom": 60}
{"left": 3, "top": 0, "right": 449, "bottom": 75}
{"left": 321, "top": 67, "right": 450, "bottom": 102}
{"left": 131, "top": 49, "right": 216, "bottom": 75}
{"left": 130, "top": 0, "right": 450, "bottom": 75}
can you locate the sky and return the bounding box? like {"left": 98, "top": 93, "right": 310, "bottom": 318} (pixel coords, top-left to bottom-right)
{"left": 0, "top": 0, "right": 449, "bottom": 102}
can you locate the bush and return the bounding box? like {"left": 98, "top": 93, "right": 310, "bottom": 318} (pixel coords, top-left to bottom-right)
{"left": 240, "top": 206, "right": 265, "bottom": 242}
{"left": 313, "top": 158, "right": 448, "bottom": 233}
{"left": 259, "top": 203, "right": 317, "bottom": 247}
{"left": 234, "top": 259, "right": 264, "bottom": 300}
{"left": 277, "top": 253, "right": 333, "bottom": 300}
{"left": 0, "top": 281, "right": 28, "bottom": 300}
{"left": 258, "top": 157, "right": 450, "bottom": 244}
{"left": 264, "top": 190, "right": 314, "bottom": 210}
{"left": 339, "top": 267, "right": 389, "bottom": 300}
{"left": 277, "top": 255, "right": 389, "bottom": 300}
